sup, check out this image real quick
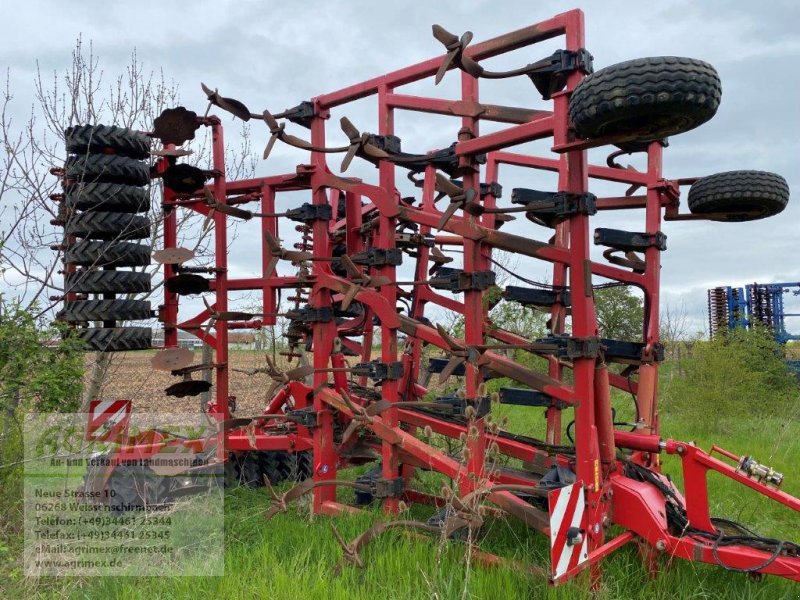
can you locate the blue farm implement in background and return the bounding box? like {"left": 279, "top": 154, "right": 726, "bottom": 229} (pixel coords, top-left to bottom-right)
{"left": 708, "top": 282, "right": 800, "bottom": 372}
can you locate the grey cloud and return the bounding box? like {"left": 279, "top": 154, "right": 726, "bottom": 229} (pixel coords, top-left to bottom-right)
{"left": 1, "top": 1, "right": 798, "bottom": 333}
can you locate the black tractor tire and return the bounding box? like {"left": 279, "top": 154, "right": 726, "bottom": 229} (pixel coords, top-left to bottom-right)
{"left": 65, "top": 241, "right": 151, "bottom": 268}
{"left": 569, "top": 56, "right": 721, "bottom": 142}
{"left": 238, "top": 453, "right": 264, "bottom": 488}
{"left": 58, "top": 299, "right": 152, "bottom": 322}
{"left": 687, "top": 170, "right": 789, "bottom": 222}
{"left": 106, "top": 464, "right": 166, "bottom": 515}
{"left": 65, "top": 124, "right": 151, "bottom": 159}
{"left": 65, "top": 270, "right": 151, "bottom": 294}
{"left": 278, "top": 451, "right": 313, "bottom": 482}
{"left": 66, "top": 212, "right": 151, "bottom": 241}
{"left": 65, "top": 182, "right": 150, "bottom": 213}
{"left": 223, "top": 454, "right": 242, "bottom": 488}
{"left": 65, "top": 154, "right": 150, "bottom": 186}
{"left": 258, "top": 452, "right": 286, "bottom": 486}
{"left": 71, "top": 327, "right": 152, "bottom": 352}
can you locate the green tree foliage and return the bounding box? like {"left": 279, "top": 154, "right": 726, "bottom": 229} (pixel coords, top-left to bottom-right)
{"left": 0, "top": 301, "right": 84, "bottom": 414}
{"left": 0, "top": 300, "right": 84, "bottom": 562}
{"left": 595, "top": 286, "right": 644, "bottom": 340}
{"left": 661, "top": 326, "right": 797, "bottom": 432}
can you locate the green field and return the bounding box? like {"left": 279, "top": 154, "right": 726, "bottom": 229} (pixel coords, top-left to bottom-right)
{"left": 2, "top": 347, "right": 799, "bottom": 600}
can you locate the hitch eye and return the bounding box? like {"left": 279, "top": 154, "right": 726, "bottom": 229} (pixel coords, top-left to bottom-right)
{"left": 738, "top": 455, "right": 784, "bottom": 488}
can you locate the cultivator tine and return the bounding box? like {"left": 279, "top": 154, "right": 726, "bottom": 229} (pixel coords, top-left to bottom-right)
{"left": 264, "top": 255, "right": 280, "bottom": 278}
{"left": 264, "top": 478, "right": 370, "bottom": 521}
{"left": 262, "top": 110, "right": 284, "bottom": 159}
{"left": 334, "top": 514, "right": 483, "bottom": 575}
{"left": 434, "top": 173, "right": 478, "bottom": 228}
{"left": 331, "top": 526, "right": 364, "bottom": 570}
{"left": 338, "top": 117, "right": 390, "bottom": 171}
{"left": 334, "top": 520, "right": 442, "bottom": 572}
{"left": 284, "top": 364, "right": 315, "bottom": 381}
{"left": 340, "top": 283, "right": 361, "bottom": 311}
{"left": 201, "top": 83, "right": 252, "bottom": 121}
{"left": 437, "top": 199, "right": 462, "bottom": 229}
{"left": 438, "top": 355, "right": 465, "bottom": 384}
{"left": 264, "top": 231, "right": 313, "bottom": 276}
{"left": 432, "top": 26, "right": 476, "bottom": 84}
{"left": 340, "top": 117, "right": 362, "bottom": 172}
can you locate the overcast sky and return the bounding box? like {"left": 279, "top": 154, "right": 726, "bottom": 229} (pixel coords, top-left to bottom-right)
{"left": 2, "top": 0, "right": 799, "bottom": 336}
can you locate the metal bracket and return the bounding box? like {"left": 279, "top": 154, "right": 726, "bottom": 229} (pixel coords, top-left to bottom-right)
{"left": 526, "top": 49, "right": 594, "bottom": 100}
{"left": 504, "top": 285, "right": 571, "bottom": 308}
{"left": 350, "top": 248, "right": 403, "bottom": 267}
{"left": 436, "top": 395, "right": 491, "bottom": 418}
{"left": 285, "top": 306, "right": 334, "bottom": 323}
{"left": 499, "top": 387, "right": 567, "bottom": 409}
{"left": 285, "top": 408, "right": 318, "bottom": 428}
{"left": 395, "top": 233, "right": 436, "bottom": 249}
{"left": 426, "top": 357, "right": 498, "bottom": 380}
{"left": 594, "top": 228, "right": 667, "bottom": 252}
{"left": 394, "top": 142, "right": 487, "bottom": 177}
{"left": 370, "top": 476, "right": 405, "bottom": 499}
{"left": 366, "top": 134, "right": 402, "bottom": 155}
{"left": 537, "top": 335, "right": 602, "bottom": 360}
{"left": 285, "top": 203, "right": 332, "bottom": 223}
{"left": 352, "top": 360, "right": 404, "bottom": 381}
{"left": 602, "top": 339, "right": 665, "bottom": 363}
{"left": 429, "top": 267, "right": 496, "bottom": 292}
{"left": 511, "top": 189, "right": 597, "bottom": 228}
{"left": 445, "top": 179, "right": 503, "bottom": 199}
{"left": 274, "top": 101, "right": 315, "bottom": 129}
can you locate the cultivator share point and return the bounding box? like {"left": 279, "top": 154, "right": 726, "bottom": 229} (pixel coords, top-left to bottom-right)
{"left": 53, "top": 9, "right": 798, "bottom": 586}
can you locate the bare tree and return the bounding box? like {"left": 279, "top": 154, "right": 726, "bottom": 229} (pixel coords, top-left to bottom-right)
{"left": 0, "top": 36, "right": 257, "bottom": 406}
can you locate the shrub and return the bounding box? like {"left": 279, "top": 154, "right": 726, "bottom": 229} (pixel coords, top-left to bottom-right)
{"left": 661, "top": 326, "right": 798, "bottom": 432}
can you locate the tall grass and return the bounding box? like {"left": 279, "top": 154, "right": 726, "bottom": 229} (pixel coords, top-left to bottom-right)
{"left": 4, "top": 329, "right": 800, "bottom": 599}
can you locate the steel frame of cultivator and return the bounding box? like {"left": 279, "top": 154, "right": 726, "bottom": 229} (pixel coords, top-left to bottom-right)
{"left": 61, "top": 8, "right": 799, "bottom": 587}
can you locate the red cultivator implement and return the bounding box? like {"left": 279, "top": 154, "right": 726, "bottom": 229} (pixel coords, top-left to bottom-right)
{"left": 55, "top": 8, "right": 798, "bottom": 586}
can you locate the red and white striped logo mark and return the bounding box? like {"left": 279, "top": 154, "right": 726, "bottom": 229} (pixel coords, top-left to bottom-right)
{"left": 548, "top": 482, "right": 589, "bottom": 582}
{"left": 86, "top": 399, "right": 131, "bottom": 443}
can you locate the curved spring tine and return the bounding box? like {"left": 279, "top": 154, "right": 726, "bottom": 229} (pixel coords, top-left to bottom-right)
{"left": 263, "top": 131, "right": 280, "bottom": 160}
{"left": 209, "top": 201, "right": 253, "bottom": 221}
{"left": 340, "top": 116, "right": 360, "bottom": 141}
{"left": 282, "top": 133, "right": 314, "bottom": 151}
{"left": 340, "top": 139, "right": 361, "bottom": 172}
{"left": 366, "top": 275, "right": 392, "bottom": 288}
{"left": 201, "top": 83, "right": 251, "bottom": 121}
{"left": 437, "top": 356, "right": 465, "bottom": 384}
{"left": 459, "top": 53, "right": 484, "bottom": 78}
{"left": 431, "top": 27, "right": 476, "bottom": 84}
{"left": 264, "top": 230, "right": 282, "bottom": 253}
{"left": 284, "top": 364, "right": 315, "bottom": 381}
{"left": 265, "top": 479, "right": 370, "bottom": 521}
{"left": 360, "top": 140, "right": 390, "bottom": 160}
{"left": 334, "top": 520, "right": 443, "bottom": 572}
{"left": 339, "top": 255, "right": 362, "bottom": 278}
{"left": 340, "top": 283, "right": 361, "bottom": 311}
{"left": 264, "top": 255, "right": 280, "bottom": 278}
{"left": 435, "top": 323, "right": 463, "bottom": 351}
{"left": 437, "top": 200, "right": 461, "bottom": 229}
{"left": 432, "top": 24, "right": 461, "bottom": 48}
{"left": 262, "top": 110, "right": 283, "bottom": 159}
{"left": 434, "top": 172, "right": 464, "bottom": 198}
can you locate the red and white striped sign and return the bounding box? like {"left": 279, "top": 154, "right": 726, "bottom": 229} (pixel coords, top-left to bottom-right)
{"left": 86, "top": 399, "right": 131, "bottom": 443}
{"left": 548, "top": 482, "right": 589, "bottom": 582}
